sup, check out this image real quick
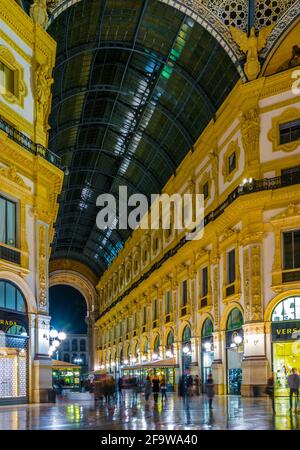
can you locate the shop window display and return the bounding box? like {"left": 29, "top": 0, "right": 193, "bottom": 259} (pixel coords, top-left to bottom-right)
{"left": 272, "top": 296, "right": 300, "bottom": 397}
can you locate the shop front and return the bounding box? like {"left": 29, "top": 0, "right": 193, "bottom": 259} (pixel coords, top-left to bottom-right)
{"left": 0, "top": 280, "right": 29, "bottom": 404}
{"left": 201, "top": 318, "right": 214, "bottom": 390}
{"left": 52, "top": 360, "right": 81, "bottom": 389}
{"left": 271, "top": 296, "right": 300, "bottom": 397}
{"left": 226, "top": 308, "right": 244, "bottom": 395}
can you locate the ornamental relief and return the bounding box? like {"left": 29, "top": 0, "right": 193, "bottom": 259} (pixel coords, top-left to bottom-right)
{"left": 38, "top": 224, "right": 47, "bottom": 310}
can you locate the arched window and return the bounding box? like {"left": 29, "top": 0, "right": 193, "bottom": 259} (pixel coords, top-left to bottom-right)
{"left": 202, "top": 318, "right": 213, "bottom": 337}
{"left": 272, "top": 296, "right": 300, "bottom": 322}
{"left": 167, "top": 330, "right": 174, "bottom": 347}
{"left": 227, "top": 308, "right": 243, "bottom": 330}
{"left": 154, "top": 335, "right": 160, "bottom": 352}
{"left": 182, "top": 325, "right": 191, "bottom": 343}
{"left": 0, "top": 280, "right": 26, "bottom": 313}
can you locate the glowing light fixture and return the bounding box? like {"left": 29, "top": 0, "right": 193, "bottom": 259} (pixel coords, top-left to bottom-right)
{"left": 234, "top": 335, "right": 243, "bottom": 345}
{"left": 183, "top": 345, "right": 190, "bottom": 354}
{"left": 49, "top": 329, "right": 58, "bottom": 339}
{"left": 58, "top": 332, "right": 66, "bottom": 340}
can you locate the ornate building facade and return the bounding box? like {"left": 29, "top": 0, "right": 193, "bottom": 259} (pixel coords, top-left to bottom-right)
{"left": 95, "top": 26, "right": 300, "bottom": 395}
{"left": 0, "top": 0, "right": 63, "bottom": 403}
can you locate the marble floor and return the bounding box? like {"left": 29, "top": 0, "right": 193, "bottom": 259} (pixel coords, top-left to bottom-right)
{"left": 0, "top": 392, "right": 299, "bottom": 430}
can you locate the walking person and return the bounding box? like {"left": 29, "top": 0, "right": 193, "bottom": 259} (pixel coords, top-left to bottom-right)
{"left": 160, "top": 375, "right": 167, "bottom": 402}
{"left": 152, "top": 374, "right": 160, "bottom": 403}
{"left": 194, "top": 375, "right": 200, "bottom": 396}
{"left": 287, "top": 368, "right": 300, "bottom": 413}
{"left": 144, "top": 375, "right": 152, "bottom": 402}
{"left": 265, "top": 373, "right": 275, "bottom": 414}
{"left": 206, "top": 373, "right": 215, "bottom": 410}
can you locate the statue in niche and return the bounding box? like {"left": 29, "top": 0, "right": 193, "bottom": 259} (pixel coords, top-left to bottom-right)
{"left": 30, "top": 0, "right": 48, "bottom": 29}
{"left": 35, "top": 63, "right": 53, "bottom": 130}
{"left": 230, "top": 25, "right": 274, "bottom": 81}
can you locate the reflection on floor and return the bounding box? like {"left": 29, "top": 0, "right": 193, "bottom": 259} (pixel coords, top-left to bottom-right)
{"left": 0, "top": 392, "right": 299, "bottom": 430}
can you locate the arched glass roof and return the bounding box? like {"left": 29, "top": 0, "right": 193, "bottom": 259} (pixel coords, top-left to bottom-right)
{"left": 48, "top": 0, "right": 241, "bottom": 275}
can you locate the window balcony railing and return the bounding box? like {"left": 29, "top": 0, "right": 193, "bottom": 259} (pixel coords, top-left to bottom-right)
{"left": 0, "top": 117, "right": 61, "bottom": 168}
{"left": 180, "top": 305, "right": 190, "bottom": 317}
{"left": 0, "top": 242, "right": 21, "bottom": 265}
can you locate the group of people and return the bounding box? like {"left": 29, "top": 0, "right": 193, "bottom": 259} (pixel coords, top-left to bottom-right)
{"left": 266, "top": 368, "right": 300, "bottom": 414}
{"left": 143, "top": 374, "right": 168, "bottom": 403}
{"left": 178, "top": 374, "right": 202, "bottom": 397}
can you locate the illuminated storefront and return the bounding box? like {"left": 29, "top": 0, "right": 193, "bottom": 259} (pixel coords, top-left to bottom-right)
{"left": 181, "top": 325, "right": 192, "bottom": 376}
{"left": 272, "top": 296, "right": 300, "bottom": 397}
{"left": 52, "top": 361, "right": 81, "bottom": 389}
{"left": 226, "top": 309, "right": 244, "bottom": 395}
{"left": 0, "top": 280, "right": 29, "bottom": 404}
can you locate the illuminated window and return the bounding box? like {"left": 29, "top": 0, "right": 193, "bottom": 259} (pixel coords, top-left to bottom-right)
{"left": 272, "top": 296, "right": 300, "bottom": 322}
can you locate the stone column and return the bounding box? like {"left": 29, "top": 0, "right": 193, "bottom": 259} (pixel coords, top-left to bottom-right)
{"left": 85, "top": 313, "right": 95, "bottom": 371}
{"left": 32, "top": 314, "right": 52, "bottom": 403}
{"left": 241, "top": 322, "right": 269, "bottom": 396}
{"left": 211, "top": 330, "right": 225, "bottom": 395}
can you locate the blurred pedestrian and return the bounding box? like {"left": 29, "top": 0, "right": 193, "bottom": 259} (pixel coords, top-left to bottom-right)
{"left": 194, "top": 375, "right": 200, "bottom": 396}
{"left": 206, "top": 373, "right": 214, "bottom": 410}
{"left": 287, "top": 368, "right": 300, "bottom": 413}
{"left": 265, "top": 374, "right": 275, "bottom": 414}
{"left": 144, "top": 375, "right": 152, "bottom": 402}
{"left": 161, "top": 375, "right": 167, "bottom": 401}
{"left": 187, "top": 375, "right": 194, "bottom": 396}
{"left": 152, "top": 374, "right": 160, "bottom": 403}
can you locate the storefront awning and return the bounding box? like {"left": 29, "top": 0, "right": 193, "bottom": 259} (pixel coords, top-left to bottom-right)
{"left": 52, "top": 359, "right": 81, "bottom": 370}
{"left": 123, "top": 358, "right": 178, "bottom": 370}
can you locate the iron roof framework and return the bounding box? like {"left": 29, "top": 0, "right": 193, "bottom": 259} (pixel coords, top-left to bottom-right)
{"left": 48, "top": 0, "right": 241, "bottom": 275}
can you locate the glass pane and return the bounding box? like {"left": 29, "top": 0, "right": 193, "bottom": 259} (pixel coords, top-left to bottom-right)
{"left": 283, "top": 297, "right": 296, "bottom": 320}
{"left": 296, "top": 297, "right": 300, "bottom": 320}
{"left": 17, "top": 290, "right": 26, "bottom": 313}
{"left": 0, "top": 281, "right": 4, "bottom": 308}
{"left": 202, "top": 267, "right": 208, "bottom": 296}
{"left": 6, "top": 201, "right": 16, "bottom": 247}
{"left": 0, "top": 198, "right": 6, "bottom": 244}
{"left": 283, "top": 232, "right": 293, "bottom": 269}
{"left": 294, "top": 231, "right": 300, "bottom": 268}
{"left": 228, "top": 249, "right": 236, "bottom": 284}
{"left": 6, "top": 283, "right": 16, "bottom": 310}
{"left": 182, "top": 280, "right": 187, "bottom": 306}
{"left": 166, "top": 291, "right": 170, "bottom": 314}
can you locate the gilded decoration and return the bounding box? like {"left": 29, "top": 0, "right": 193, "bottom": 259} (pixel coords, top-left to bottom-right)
{"left": 222, "top": 140, "right": 240, "bottom": 183}
{"left": 243, "top": 248, "right": 250, "bottom": 321}
{"left": 0, "top": 165, "right": 30, "bottom": 191}
{"left": 0, "top": 45, "right": 27, "bottom": 107}
{"left": 38, "top": 224, "right": 47, "bottom": 309}
{"left": 229, "top": 25, "right": 274, "bottom": 81}
{"left": 268, "top": 107, "right": 300, "bottom": 153}
{"left": 251, "top": 245, "right": 262, "bottom": 321}
{"left": 30, "top": 0, "right": 48, "bottom": 28}
{"left": 240, "top": 107, "right": 260, "bottom": 167}
{"left": 35, "top": 63, "right": 54, "bottom": 132}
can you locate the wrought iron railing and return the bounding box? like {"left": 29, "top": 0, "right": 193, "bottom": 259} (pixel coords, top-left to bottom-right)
{"left": 0, "top": 117, "right": 61, "bottom": 168}
{"left": 96, "top": 172, "right": 300, "bottom": 321}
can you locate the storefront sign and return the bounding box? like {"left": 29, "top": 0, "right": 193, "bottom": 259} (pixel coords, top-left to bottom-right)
{"left": 272, "top": 321, "right": 300, "bottom": 341}
{"left": 0, "top": 310, "right": 28, "bottom": 333}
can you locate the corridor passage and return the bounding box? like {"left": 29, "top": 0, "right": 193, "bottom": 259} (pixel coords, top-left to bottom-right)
{"left": 0, "top": 392, "right": 299, "bottom": 431}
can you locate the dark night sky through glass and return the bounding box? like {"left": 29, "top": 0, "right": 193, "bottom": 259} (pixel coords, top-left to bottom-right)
{"left": 49, "top": 285, "right": 87, "bottom": 334}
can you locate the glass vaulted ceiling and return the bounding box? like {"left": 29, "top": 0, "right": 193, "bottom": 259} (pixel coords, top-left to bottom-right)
{"left": 48, "top": 0, "right": 240, "bottom": 276}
